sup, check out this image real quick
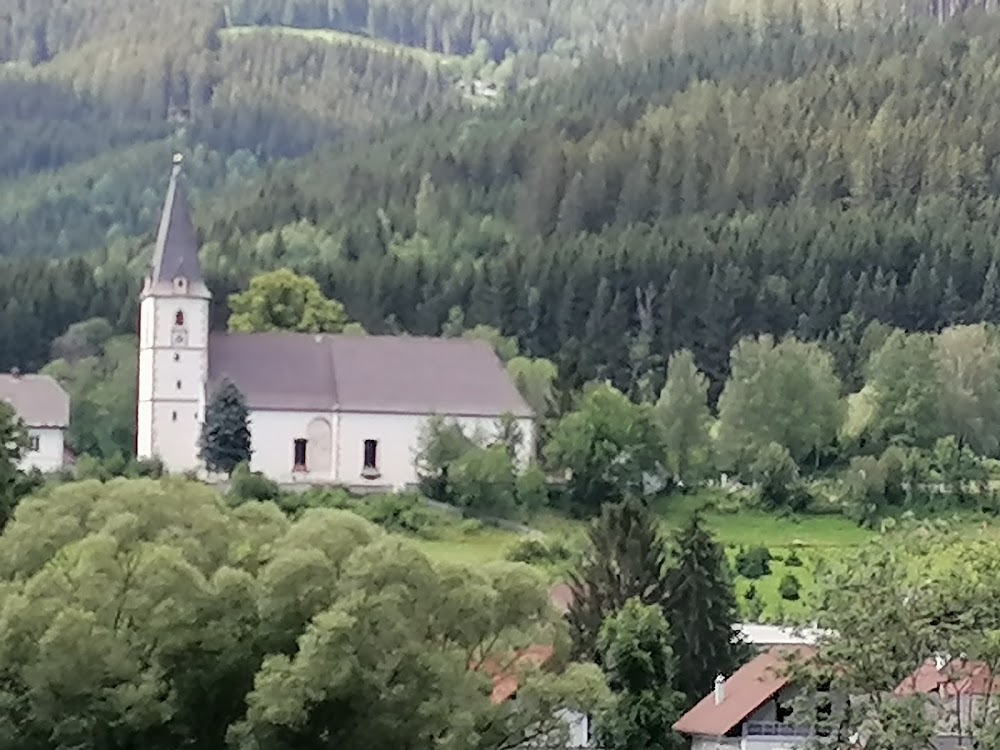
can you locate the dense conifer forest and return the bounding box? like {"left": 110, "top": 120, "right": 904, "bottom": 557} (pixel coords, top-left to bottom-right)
{"left": 6, "top": 0, "right": 1000, "bottom": 465}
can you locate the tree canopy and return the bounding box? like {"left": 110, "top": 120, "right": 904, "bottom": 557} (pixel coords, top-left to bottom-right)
{"left": 0, "top": 477, "right": 608, "bottom": 749}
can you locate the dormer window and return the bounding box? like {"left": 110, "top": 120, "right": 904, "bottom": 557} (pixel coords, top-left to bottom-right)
{"left": 175, "top": 310, "right": 184, "bottom": 326}
{"left": 173, "top": 277, "right": 187, "bottom": 293}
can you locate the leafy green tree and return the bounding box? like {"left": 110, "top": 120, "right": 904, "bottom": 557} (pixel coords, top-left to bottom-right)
{"left": 716, "top": 335, "right": 844, "bottom": 471}
{"left": 545, "top": 385, "right": 663, "bottom": 516}
{"left": 448, "top": 444, "right": 518, "bottom": 518}
{"left": 596, "top": 599, "right": 685, "bottom": 750}
{"left": 200, "top": 378, "right": 252, "bottom": 476}
{"left": 865, "top": 330, "right": 943, "bottom": 449}
{"left": 415, "top": 416, "right": 477, "bottom": 502}
{"left": 933, "top": 324, "right": 1000, "bottom": 456}
{"left": 228, "top": 268, "right": 349, "bottom": 334}
{"left": 663, "top": 514, "right": 745, "bottom": 703}
{"left": 43, "top": 333, "right": 136, "bottom": 459}
{"left": 798, "top": 524, "right": 1000, "bottom": 747}
{"left": 654, "top": 349, "right": 711, "bottom": 483}
{"left": 567, "top": 498, "right": 669, "bottom": 660}
{"left": 506, "top": 355, "right": 559, "bottom": 426}
{"left": 0, "top": 478, "right": 608, "bottom": 750}
{"left": 749, "top": 442, "right": 808, "bottom": 511}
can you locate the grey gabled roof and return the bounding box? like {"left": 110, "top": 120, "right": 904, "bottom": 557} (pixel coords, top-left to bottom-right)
{"left": 0, "top": 374, "right": 70, "bottom": 428}
{"left": 147, "top": 156, "right": 208, "bottom": 297}
{"left": 208, "top": 333, "right": 533, "bottom": 418}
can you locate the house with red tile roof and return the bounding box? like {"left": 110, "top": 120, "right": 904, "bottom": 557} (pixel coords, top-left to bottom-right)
{"left": 135, "top": 156, "right": 534, "bottom": 485}
{"left": 893, "top": 655, "right": 1000, "bottom": 747}
{"left": 673, "top": 646, "right": 821, "bottom": 750}
{"left": 475, "top": 644, "right": 592, "bottom": 748}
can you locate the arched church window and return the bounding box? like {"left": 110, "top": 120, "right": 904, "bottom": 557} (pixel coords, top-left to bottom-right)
{"left": 175, "top": 310, "right": 184, "bottom": 326}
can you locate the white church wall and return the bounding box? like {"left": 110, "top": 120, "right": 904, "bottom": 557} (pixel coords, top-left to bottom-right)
{"left": 336, "top": 412, "right": 536, "bottom": 489}
{"left": 248, "top": 409, "right": 338, "bottom": 483}
{"left": 20, "top": 427, "right": 64, "bottom": 473}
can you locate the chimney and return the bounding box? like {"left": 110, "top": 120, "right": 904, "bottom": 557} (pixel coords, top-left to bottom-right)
{"left": 714, "top": 674, "right": 725, "bottom": 705}
{"left": 10, "top": 367, "right": 20, "bottom": 380}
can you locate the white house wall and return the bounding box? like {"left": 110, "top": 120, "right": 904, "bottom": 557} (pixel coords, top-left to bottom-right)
{"left": 691, "top": 738, "right": 741, "bottom": 750}
{"left": 247, "top": 409, "right": 338, "bottom": 483}
{"left": 21, "top": 427, "right": 64, "bottom": 473}
{"left": 335, "top": 412, "right": 535, "bottom": 488}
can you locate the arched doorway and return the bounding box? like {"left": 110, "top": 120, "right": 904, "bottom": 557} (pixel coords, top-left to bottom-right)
{"left": 306, "top": 418, "right": 333, "bottom": 477}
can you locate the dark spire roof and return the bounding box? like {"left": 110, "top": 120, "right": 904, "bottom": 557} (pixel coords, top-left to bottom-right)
{"left": 150, "top": 154, "right": 204, "bottom": 285}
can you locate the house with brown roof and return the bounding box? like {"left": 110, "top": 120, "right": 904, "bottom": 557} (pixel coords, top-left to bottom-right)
{"left": 477, "top": 644, "right": 592, "bottom": 748}
{"left": 893, "top": 655, "right": 1000, "bottom": 748}
{"left": 0, "top": 371, "right": 70, "bottom": 473}
{"left": 673, "top": 646, "right": 822, "bottom": 750}
{"left": 136, "top": 156, "right": 534, "bottom": 485}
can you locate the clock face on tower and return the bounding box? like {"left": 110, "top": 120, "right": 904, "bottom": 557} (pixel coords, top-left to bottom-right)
{"left": 172, "top": 328, "right": 188, "bottom": 346}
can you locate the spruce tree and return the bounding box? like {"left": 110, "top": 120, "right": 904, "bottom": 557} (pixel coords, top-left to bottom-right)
{"left": 663, "top": 513, "right": 746, "bottom": 704}
{"left": 567, "top": 498, "right": 670, "bottom": 660}
{"left": 199, "top": 378, "right": 252, "bottom": 476}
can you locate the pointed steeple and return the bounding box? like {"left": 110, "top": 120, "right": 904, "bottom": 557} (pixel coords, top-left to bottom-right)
{"left": 144, "top": 154, "right": 210, "bottom": 298}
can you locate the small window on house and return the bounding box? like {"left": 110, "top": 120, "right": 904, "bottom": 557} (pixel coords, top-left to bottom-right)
{"left": 175, "top": 310, "right": 184, "bottom": 326}
{"left": 176, "top": 380, "right": 182, "bottom": 390}
{"left": 293, "top": 439, "right": 307, "bottom": 471}
{"left": 173, "top": 353, "right": 180, "bottom": 362}
{"left": 174, "top": 277, "right": 186, "bottom": 292}
{"left": 171, "top": 411, "right": 178, "bottom": 422}
{"left": 28, "top": 436, "right": 39, "bottom": 452}
{"left": 363, "top": 439, "right": 379, "bottom": 474}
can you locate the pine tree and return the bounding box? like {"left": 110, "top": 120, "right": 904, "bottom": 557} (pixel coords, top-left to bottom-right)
{"left": 199, "top": 378, "right": 252, "bottom": 476}
{"left": 978, "top": 261, "right": 1000, "bottom": 322}
{"left": 663, "top": 513, "right": 746, "bottom": 704}
{"left": 567, "top": 498, "right": 670, "bottom": 660}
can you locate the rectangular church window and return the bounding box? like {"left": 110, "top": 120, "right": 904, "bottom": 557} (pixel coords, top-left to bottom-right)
{"left": 28, "top": 436, "right": 39, "bottom": 452}
{"left": 363, "top": 440, "right": 378, "bottom": 469}
{"left": 293, "top": 439, "right": 307, "bottom": 471}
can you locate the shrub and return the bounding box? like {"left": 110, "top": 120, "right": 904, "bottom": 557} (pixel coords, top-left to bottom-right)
{"left": 735, "top": 545, "right": 773, "bottom": 579}
{"left": 351, "top": 492, "right": 457, "bottom": 539}
{"left": 505, "top": 534, "right": 574, "bottom": 565}
{"left": 785, "top": 549, "right": 803, "bottom": 567}
{"left": 743, "top": 583, "right": 764, "bottom": 621}
{"left": 228, "top": 462, "right": 280, "bottom": 504}
{"left": 778, "top": 573, "right": 801, "bottom": 601}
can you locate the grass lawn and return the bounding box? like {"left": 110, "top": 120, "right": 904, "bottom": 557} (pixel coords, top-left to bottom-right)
{"left": 411, "top": 491, "right": 878, "bottom": 621}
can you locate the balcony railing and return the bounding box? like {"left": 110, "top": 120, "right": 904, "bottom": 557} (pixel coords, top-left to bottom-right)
{"left": 743, "top": 722, "right": 814, "bottom": 738}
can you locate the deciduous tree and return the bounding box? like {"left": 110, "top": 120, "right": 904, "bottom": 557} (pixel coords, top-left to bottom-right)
{"left": 545, "top": 385, "right": 663, "bottom": 516}
{"left": 228, "top": 268, "right": 349, "bottom": 334}
{"left": 654, "top": 349, "right": 711, "bottom": 483}
{"left": 596, "top": 599, "right": 685, "bottom": 750}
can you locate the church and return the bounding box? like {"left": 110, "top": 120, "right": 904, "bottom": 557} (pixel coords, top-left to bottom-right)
{"left": 136, "top": 157, "right": 535, "bottom": 487}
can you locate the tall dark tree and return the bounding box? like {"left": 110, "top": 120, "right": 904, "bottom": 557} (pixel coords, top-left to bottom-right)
{"left": 0, "top": 401, "right": 32, "bottom": 527}
{"left": 663, "top": 513, "right": 746, "bottom": 704}
{"left": 199, "top": 378, "right": 252, "bottom": 476}
{"left": 567, "top": 498, "right": 670, "bottom": 660}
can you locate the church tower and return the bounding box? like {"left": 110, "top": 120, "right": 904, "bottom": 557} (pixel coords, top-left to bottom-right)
{"left": 136, "top": 154, "right": 211, "bottom": 472}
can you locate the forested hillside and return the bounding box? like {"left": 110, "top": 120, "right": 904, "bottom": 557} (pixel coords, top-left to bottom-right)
{"left": 7, "top": 0, "right": 1000, "bottom": 415}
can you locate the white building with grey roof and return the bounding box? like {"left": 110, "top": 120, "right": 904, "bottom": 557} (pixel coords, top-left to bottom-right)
{"left": 0, "top": 371, "right": 70, "bottom": 473}
{"left": 136, "top": 156, "right": 534, "bottom": 486}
